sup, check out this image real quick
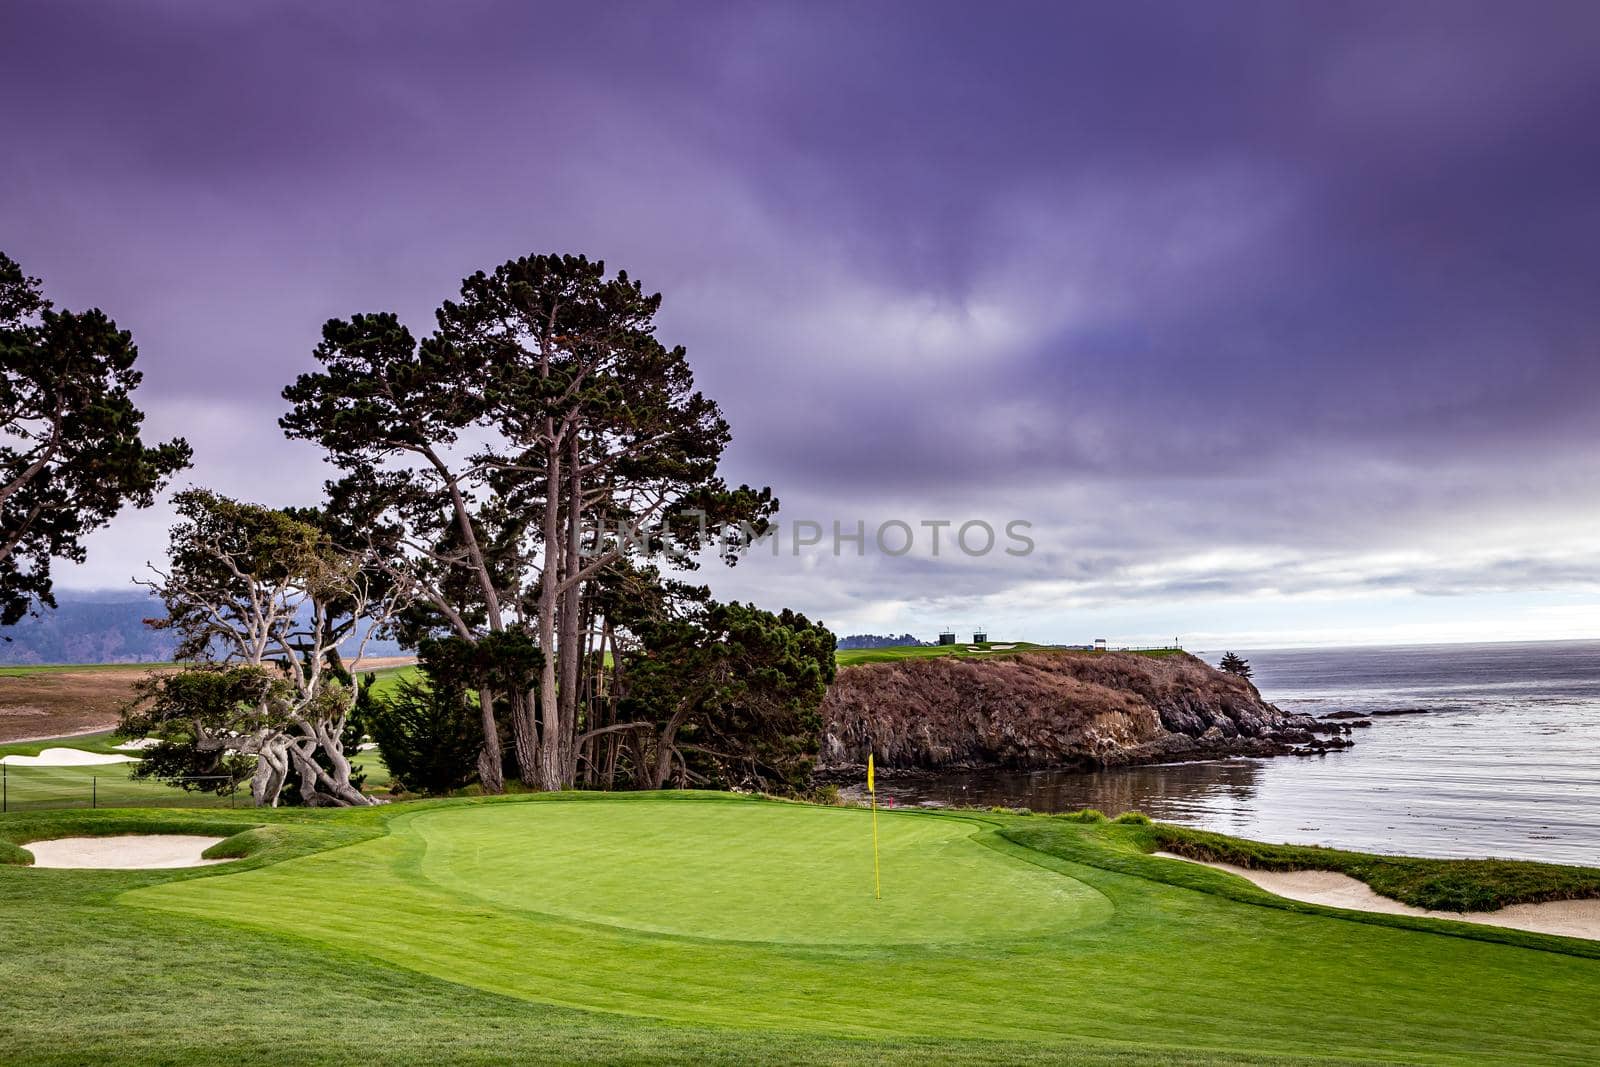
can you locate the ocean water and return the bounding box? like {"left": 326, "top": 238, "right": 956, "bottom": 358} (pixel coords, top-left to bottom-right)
{"left": 877, "top": 640, "right": 1600, "bottom": 865}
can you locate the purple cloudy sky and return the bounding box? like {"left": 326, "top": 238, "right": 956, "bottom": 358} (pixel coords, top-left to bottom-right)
{"left": 4, "top": 1, "right": 1599, "bottom": 646}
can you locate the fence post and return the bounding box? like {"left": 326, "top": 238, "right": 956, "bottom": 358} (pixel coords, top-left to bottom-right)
{"left": 92, "top": 776, "right": 97, "bottom": 809}
{"left": 2, "top": 762, "right": 6, "bottom": 814}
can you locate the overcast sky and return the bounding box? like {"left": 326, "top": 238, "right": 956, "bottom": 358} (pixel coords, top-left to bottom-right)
{"left": 4, "top": 1, "right": 1598, "bottom": 647}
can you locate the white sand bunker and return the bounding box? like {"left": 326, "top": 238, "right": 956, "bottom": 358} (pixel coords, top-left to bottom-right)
{"left": 26, "top": 835, "right": 231, "bottom": 870}
{"left": 0, "top": 747, "right": 139, "bottom": 767}
{"left": 114, "top": 738, "right": 160, "bottom": 751}
{"left": 1156, "top": 852, "right": 1600, "bottom": 942}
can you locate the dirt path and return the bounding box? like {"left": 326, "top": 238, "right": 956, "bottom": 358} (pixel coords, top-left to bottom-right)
{"left": 0, "top": 669, "right": 162, "bottom": 743}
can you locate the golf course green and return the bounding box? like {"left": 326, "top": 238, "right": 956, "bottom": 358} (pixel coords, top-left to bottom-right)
{"left": 5, "top": 793, "right": 1600, "bottom": 1064}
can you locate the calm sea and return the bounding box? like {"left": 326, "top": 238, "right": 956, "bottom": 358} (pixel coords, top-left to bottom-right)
{"left": 880, "top": 639, "right": 1600, "bottom": 865}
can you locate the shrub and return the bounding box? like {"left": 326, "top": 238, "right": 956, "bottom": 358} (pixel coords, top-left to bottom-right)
{"left": 1060, "top": 808, "right": 1109, "bottom": 823}
{"left": 367, "top": 679, "right": 482, "bottom": 795}
{"left": 803, "top": 784, "right": 842, "bottom": 806}
{"left": 1113, "top": 811, "right": 1152, "bottom": 825}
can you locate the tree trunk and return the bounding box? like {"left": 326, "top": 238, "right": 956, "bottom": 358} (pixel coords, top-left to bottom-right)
{"left": 647, "top": 707, "right": 690, "bottom": 790}
{"left": 476, "top": 686, "right": 504, "bottom": 794}
{"left": 251, "top": 743, "right": 289, "bottom": 808}
{"left": 507, "top": 687, "right": 540, "bottom": 785}
{"left": 292, "top": 724, "right": 373, "bottom": 807}
{"left": 535, "top": 437, "right": 565, "bottom": 791}
{"left": 557, "top": 429, "right": 584, "bottom": 787}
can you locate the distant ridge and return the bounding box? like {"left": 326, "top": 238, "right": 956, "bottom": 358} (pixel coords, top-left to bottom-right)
{"left": 0, "top": 590, "right": 176, "bottom": 664}
{"left": 0, "top": 589, "right": 404, "bottom": 665}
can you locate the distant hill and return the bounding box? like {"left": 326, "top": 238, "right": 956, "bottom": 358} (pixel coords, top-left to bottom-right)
{"left": 0, "top": 589, "right": 404, "bottom": 665}
{"left": 0, "top": 590, "right": 176, "bottom": 664}
{"left": 836, "top": 633, "right": 926, "bottom": 650}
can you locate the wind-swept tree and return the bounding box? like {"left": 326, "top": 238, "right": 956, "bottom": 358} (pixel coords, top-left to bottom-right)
{"left": 0, "top": 252, "right": 191, "bottom": 624}
{"left": 127, "top": 490, "right": 399, "bottom": 806}
{"left": 1219, "top": 651, "right": 1253, "bottom": 679}
{"left": 282, "top": 253, "right": 775, "bottom": 791}
{"left": 122, "top": 665, "right": 284, "bottom": 801}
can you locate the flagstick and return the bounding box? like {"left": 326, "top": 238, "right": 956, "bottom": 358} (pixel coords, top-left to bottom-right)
{"left": 868, "top": 754, "right": 881, "bottom": 900}
{"left": 871, "top": 790, "right": 881, "bottom": 900}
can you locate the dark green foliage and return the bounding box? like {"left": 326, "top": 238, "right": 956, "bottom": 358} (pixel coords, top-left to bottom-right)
{"left": 1218, "top": 651, "right": 1252, "bottom": 678}
{"left": 624, "top": 600, "right": 836, "bottom": 792}
{"left": 1113, "top": 811, "right": 1152, "bottom": 825}
{"left": 1059, "top": 809, "right": 1109, "bottom": 823}
{"left": 368, "top": 678, "right": 484, "bottom": 795}
{"left": 0, "top": 252, "right": 191, "bottom": 625}
{"left": 418, "top": 631, "right": 543, "bottom": 702}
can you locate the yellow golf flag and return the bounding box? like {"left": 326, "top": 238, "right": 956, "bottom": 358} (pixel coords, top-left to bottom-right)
{"left": 867, "top": 753, "right": 881, "bottom": 900}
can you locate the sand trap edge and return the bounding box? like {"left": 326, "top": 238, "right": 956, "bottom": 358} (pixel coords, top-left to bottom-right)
{"left": 24, "top": 835, "right": 233, "bottom": 870}
{"left": 0, "top": 747, "right": 140, "bottom": 767}
{"left": 1154, "top": 851, "right": 1600, "bottom": 942}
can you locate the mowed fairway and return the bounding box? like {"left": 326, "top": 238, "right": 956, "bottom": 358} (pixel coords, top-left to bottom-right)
{"left": 109, "top": 793, "right": 1600, "bottom": 1062}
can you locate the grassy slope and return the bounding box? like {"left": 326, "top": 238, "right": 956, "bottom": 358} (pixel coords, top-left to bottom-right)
{"left": 2, "top": 795, "right": 1592, "bottom": 1063}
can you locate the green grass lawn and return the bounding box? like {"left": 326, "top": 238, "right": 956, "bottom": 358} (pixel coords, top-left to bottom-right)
{"left": 0, "top": 732, "right": 226, "bottom": 813}
{"left": 4, "top": 793, "right": 1598, "bottom": 1064}
{"left": 362, "top": 663, "right": 419, "bottom": 699}
{"left": 0, "top": 763, "right": 243, "bottom": 813}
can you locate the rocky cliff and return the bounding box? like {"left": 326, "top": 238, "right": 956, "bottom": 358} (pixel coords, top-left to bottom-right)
{"left": 820, "top": 651, "right": 1347, "bottom": 771}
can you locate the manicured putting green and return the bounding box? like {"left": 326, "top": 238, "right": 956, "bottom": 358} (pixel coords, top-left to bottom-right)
{"left": 412, "top": 801, "right": 1108, "bottom": 944}
{"left": 123, "top": 795, "right": 1600, "bottom": 1059}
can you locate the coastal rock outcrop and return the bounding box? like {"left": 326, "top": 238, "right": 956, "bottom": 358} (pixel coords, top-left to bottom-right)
{"left": 819, "top": 651, "right": 1330, "bottom": 772}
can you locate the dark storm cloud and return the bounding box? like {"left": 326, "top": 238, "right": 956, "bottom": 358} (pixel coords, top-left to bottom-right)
{"left": 2, "top": 0, "right": 1598, "bottom": 617}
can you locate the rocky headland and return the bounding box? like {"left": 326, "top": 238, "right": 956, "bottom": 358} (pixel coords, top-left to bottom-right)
{"left": 820, "top": 650, "right": 1352, "bottom": 773}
